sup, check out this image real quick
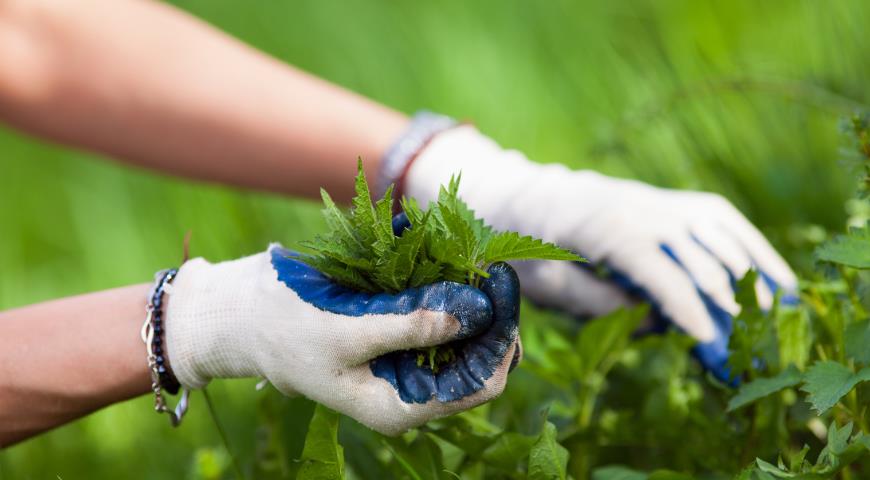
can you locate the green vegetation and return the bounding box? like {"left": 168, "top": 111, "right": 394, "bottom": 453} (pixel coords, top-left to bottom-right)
{"left": 299, "top": 160, "right": 580, "bottom": 372}
{"left": 299, "top": 160, "right": 580, "bottom": 293}
{"left": 283, "top": 118, "right": 870, "bottom": 479}
{"left": 2, "top": 1, "right": 869, "bottom": 479}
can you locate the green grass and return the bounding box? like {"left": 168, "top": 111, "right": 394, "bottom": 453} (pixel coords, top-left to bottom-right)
{"left": 1, "top": 0, "right": 868, "bottom": 477}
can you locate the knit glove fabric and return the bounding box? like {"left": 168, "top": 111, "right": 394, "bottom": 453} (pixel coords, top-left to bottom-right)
{"left": 404, "top": 125, "right": 797, "bottom": 382}
{"left": 164, "top": 244, "right": 520, "bottom": 435}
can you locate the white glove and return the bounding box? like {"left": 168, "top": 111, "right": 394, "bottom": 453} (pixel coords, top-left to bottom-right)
{"left": 165, "top": 244, "right": 521, "bottom": 435}
{"left": 404, "top": 125, "right": 797, "bottom": 381}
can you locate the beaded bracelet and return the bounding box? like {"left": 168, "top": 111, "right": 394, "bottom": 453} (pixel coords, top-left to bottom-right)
{"left": 375, "top": 110, "right": 458, "bottom": 201}
{"left": 140, "top": 267, "right": 190, "bottom": 426}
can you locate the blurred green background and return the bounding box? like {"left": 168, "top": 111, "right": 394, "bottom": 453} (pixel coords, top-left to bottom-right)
{"left": 1, "top": 0, "right": 868, "bottom": 478}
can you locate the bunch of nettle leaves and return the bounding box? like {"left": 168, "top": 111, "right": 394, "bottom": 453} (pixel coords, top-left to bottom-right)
{"left": 297, "top": 160, "right": 581, "bottom": 371}
{"left": 199, "top": 115, "right": 869, "bottom": 480}
{"left": 299, "top": 159, "right": 581, "bottom": 293}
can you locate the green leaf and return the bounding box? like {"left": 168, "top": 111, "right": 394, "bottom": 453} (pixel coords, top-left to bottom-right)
{"left": 301, "top": 160, "right": 581, "bottom": 296}
{"left": 729, "top": 270, "right": 771, "bottom": 377}
{"left": 318, "top": 188, "right": 364, "bottom": 251}
{"left": 727, "top": 365, "right": 803, "bottom": 412}
{"left": 296, "top": 404, "right": 344, "bottom": 480}
{"left": 800, "top": 361, "right": 870, "bottom": 414}
{"left": 428, "top": 414, "right": 500, "bottom": 459}
{"left": 845, "top": 318, "right": 870, "bottom": 365}
{"left": 373, "top": 225, "right": 426, "bottom": 292}
{"left": 815, "top": 224, "right": 870, "bottom": 269}
{"left": 753, "top": 458, "right": 792, "bottom": 478}
{"left": 527, "top": 422, "right": 568, "bottom": 480}
{"left": 576, "top": 306, "right": 648, "bottom": 377}
{"left": 297, "top": 255, "right": 378, "bottom": 293}
{"left": 481, "top": 432, "right": 536, "bottom": 472}
{"left": 826, "top": 421, "right": 852, "bottom": 457}
{"left": 435, "top": 198, "right": 479, "bottom": 262}
{"left": 371, "top": 184, "right": 396, "bottom": 257}
{"left": 349, "top": 159, "right": 379, "bottom": 246}
{"left": 483, "top": 231, "right": 584, "bottom": 264}
{"left": 789, "top": 445, "right": 810, "bottom": 472}
{"left": 776, "top": 307, "right": 811, "bottom": 370}
{"left": 813, "top": 422, "right": 870, "bottom": 475}
{"left": 299, "top": 237, "right": 374, "bottom": 272}
{"left": 382, "top": 432, "right": 445, "bottom": 480}
{"left": 408, "top": 259, "right": 444, "bottom": 288}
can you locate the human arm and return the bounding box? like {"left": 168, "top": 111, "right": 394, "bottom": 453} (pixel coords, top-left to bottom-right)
{"left": 0, "top": 0, "right": 408, "bottom": 202}
{"left": 0, "top": 244, "right": 521, "bottom": 446}
{"left": 0, "top": 284, "right": 152, "bottom": 446}
{"left": 392, "top": 122, "right": 798, "bottom": 382}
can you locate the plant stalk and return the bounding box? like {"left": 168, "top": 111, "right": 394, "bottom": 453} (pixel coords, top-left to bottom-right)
{"left": 203, "top": 387, "right": 246, "bottom": 480}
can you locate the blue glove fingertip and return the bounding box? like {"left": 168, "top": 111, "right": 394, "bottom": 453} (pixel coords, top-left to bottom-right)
{"left": 391, "top": 212, "right": 411, "bottom": 237}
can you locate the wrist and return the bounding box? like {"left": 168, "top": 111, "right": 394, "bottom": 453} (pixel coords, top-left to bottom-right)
{"left": 376, "top": 111, "right": 458, "bottom": 201}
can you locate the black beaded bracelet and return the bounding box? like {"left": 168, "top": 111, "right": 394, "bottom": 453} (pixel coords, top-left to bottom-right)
{"left": 141, "top": 267, "right": 189, "bottom": 426}
{"left": 149, "top": 269, "right": 181, "bottom": 394}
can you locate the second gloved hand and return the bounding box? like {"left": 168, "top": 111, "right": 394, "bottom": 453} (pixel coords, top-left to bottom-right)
{"left": 164, "top": 244, "right": 520, "bottom": 435}
{"left": 404, "top": 125, "right": 798, "bottom": 382}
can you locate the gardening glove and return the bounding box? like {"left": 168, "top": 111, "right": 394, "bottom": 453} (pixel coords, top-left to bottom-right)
{"left": 401, "top": 124, "right": 798, "bottom": 383}
{"left": 164, "top": 244, "right": 521, "bottom": 435}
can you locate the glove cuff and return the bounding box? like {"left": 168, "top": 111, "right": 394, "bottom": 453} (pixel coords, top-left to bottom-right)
{"left": 164, "top": 251, "right": 270, "bottom": 389}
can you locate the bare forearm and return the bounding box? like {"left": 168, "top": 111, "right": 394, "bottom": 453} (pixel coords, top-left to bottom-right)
{"left": 0, "top": 0, "right": 408, "bottom": 201}
{"left": 0, "top": 284, "right": 152, "bottom": 447}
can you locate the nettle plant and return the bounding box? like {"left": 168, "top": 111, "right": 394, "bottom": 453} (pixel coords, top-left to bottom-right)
{"left": 198, "top": 115, "right": 869, "bottom": 480}
{"left": 298, "top": 160, "right": 582, "bottom": 370}
{"left": 299, "top": 160, "right": 582, "bottom": 293}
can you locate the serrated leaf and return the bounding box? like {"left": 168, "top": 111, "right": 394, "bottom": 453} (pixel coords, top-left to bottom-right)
{"left": 436, "top": 198, "right": 478, "bottom": 261}
{"left": 299, "top": 237, "right": 374, "bottom": 272}
{"left": 401, "top": 196, "right": 427, "bottom": 227}
{"left": 815, "top": 223, "right": 870, "bottom": 269}
{"left": 302, "top": 161, "right": 580, "bottom": 296}
{"left": 319, "top": 188, "right": 364, "bottom": 251}
{"left": 408, "top": 259, "right": 444, "bottom": 288}
{"left": 297, "top": 403, "right": 344, "bottom": 480}
{"left": 483, "top": 231, "right": 584, "bottom": 264}
{"left": 297, "top": 255, "right": 378, "bottom": 293}
{"left": 528, "top": 422, "right": 568, "bottom": 480}
{"left": 800, "top": 361, "right": 870, "bottom": 414}
{"left": 373, "top": 224, "right": 425, "bottom": 292}
{"left": 349, "top": 159, "right": 379, "bottom": 246}
{"left": 727, "top": 365, "right": 803, "bottom": 412}
{"left": 372, "top": 184, "right": 396, "bottom": 256}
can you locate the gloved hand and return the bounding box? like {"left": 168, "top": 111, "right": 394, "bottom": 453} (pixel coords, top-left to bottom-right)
{"left": 165, "top": 244, "right": 521, "bottom": 435}
{"left": 403, "top": 125, "right": 797, "bottom": 382}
